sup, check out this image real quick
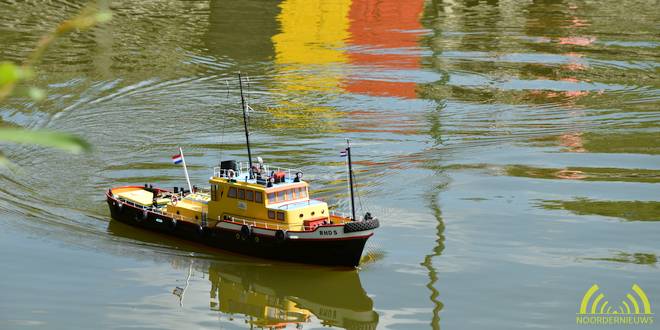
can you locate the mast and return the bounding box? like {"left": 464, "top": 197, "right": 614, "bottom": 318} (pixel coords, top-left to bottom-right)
{"left": 238, "top": 72, "right": 253, "bottom": 178}
{"left": 346, "top": 139, "right": 357, "bottom": 221}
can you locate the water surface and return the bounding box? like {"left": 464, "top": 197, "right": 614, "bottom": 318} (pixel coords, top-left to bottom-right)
{"left": 0, "top": 0, "right": 658, "bottom": 329}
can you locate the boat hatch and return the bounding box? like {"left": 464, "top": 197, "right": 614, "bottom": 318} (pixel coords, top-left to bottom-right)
{"left": 114, "top": 188, "right": 155, "bottom": 207}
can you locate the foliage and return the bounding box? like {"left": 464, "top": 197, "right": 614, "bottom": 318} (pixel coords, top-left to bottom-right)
{"left": 0, "top": 3, "right": 111, "bottom": 161}
{"left": 0, "top": 128, "right": 91, "bottom": 154}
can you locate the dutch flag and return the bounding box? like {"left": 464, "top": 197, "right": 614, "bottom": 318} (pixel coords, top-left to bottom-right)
{"left": 340, "top": 149, "right": 347, "bottom": 157}
{"left": 172, "top": 153, "right": 183, "bottom": 164}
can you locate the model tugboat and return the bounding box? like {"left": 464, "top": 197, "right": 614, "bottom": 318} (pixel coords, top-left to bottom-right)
{"left": 105, "top": 74, "right": 379, "bottom": 267}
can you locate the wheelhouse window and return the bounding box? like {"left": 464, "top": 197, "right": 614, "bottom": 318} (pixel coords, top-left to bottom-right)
{"left": 238, "top": 189, "right": 245, "bottom": 200}
{"left": 228, "top": 187, "right": 237, "bottom": 198}
{"left": 255, "top": 192, "right": 263, "bottom": 203}
{"left": 215, "top": 185, "right": 222, "bottom": 200}
{"left": 277, "top": 212, "right": 285, "bottom": 221}
{"left": 265, "top": 187, "right": 309, "bottom": 203}
{"left": 268, "top": 210, "right": 275, "bottom": 219}
{"left": 246, "top": 190, "right": 254, "bottom": 202}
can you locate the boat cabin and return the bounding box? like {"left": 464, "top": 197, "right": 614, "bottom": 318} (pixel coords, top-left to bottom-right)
{"left": 161, "top": 160, "right": 332, "bottom": 231}
{"left": 206, "top": 161, "right": 330, "bottom": 230}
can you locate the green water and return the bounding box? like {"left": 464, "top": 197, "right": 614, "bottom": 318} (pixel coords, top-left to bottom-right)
{"left": 1, "top": 0, "right": 658, "bottom": 329}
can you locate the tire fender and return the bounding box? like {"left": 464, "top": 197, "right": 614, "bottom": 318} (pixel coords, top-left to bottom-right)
{"left": 275, "top": 229, "right": 288, "bottom": 242}
{"left": 240, "top": 225, "right": 252, "bottom": 239}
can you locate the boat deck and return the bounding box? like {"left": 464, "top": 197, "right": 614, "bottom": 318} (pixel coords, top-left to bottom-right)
{"left": 109, "top": 186, "right": 351, "bottom": 232}
{"left": 213, "top": 163, "right": 303, "bottom": 188}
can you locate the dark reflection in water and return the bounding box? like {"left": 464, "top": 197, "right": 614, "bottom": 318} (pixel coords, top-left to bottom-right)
{"left": 108, "top": 220, "right": 378, "bottom": 329}
{"left": 531, "top": 132, "right": 660, "bottom": 155}
{"left": 505, "top": 165, "right": 660, "bottom": 183}
{"left": 540, "top": 199, "right": 660, "bottom": 222}
{"left": 421, "top": 181, "right": 447, "bottom": 330}
{"left": 585, "top": 252, "right": 658, "bottom": 266}
{"left": 205, "top": 1, "right": 280, "bottom": 68}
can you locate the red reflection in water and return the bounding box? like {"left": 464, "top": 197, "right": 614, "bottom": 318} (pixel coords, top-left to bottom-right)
{"left": 558, "top": 36, "right": 595, "bottom": 46}
{"left": 559, "top": 132, "right": 586, "bottom": 153}
{"left": 345, "top": 79, "right": 418, "bottom": 99}
{"left": 529, "top": 11, "right": 597, "bottom": 106}
{"left": 525, "top": 6, "right": 598, "bottom": 153}
{"left": 344, "top": 0, "right": 425, "bottom": 99}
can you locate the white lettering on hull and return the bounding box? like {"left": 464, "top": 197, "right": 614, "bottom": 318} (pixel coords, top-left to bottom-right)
{"left": 214, "top": 221, "right": 373, "bottom": 240}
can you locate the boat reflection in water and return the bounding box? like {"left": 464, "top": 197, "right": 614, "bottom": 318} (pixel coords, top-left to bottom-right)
{"left": 108, "top": 220, "right": 378, "bottom": 329}
{"left": 208, "top": 262, "right": 378, "bottom": 329}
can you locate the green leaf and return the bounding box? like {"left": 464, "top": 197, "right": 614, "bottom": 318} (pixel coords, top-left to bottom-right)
{"left": 57, "top": 9, "right": 113, "bottom": 34}
{"left": 0, "top": 61, "right": 22, "bottom": 86}
{"left": 28, "top": 87, "right": 45, "bottom": 101}
{"left": 0, "top": 128, "right": 91, "bottom": 153}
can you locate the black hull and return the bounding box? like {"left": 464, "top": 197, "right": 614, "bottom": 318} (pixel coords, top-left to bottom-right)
{"left": 107, "top": 197, "right": 371, "bottom": 267}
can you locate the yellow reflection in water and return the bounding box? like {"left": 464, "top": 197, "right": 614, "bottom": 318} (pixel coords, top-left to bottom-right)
{"left": 269, "top": 0, "right": 352, "bottom": 129}
{"left": 272, "top": 0, "right": 351, "bottom": 67}
{"left": 208, "top": 262, "right": 378, "bottom": 329}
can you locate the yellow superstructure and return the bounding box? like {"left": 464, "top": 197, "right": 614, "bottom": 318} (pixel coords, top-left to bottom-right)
{"left": 207, "top": 177, "right": 330, "bottom": 230}
{"left": 162, "top": 175, "right": 334, "bottom": 231}
{"left": 165, "top": 193, "right": 209, "bottom": 223}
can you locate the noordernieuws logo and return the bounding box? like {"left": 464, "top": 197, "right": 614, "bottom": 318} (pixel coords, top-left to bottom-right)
{"left": 577, "top": 284, "right": 654, "bottom": 326}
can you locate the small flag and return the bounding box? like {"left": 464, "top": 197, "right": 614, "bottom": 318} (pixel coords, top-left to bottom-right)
{"left": 340, "top": 149, "right": 347, "bottom": 157}
{"left": 172, "top": 154, "right": 183, "bottom": 164}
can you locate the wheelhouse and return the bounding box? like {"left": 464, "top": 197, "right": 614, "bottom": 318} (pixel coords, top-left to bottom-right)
{"left": 206, "top": 162, "right": 331, "bottom": 231}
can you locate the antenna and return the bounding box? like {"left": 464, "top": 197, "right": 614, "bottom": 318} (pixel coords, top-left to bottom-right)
{"left": 219, "top": 79, "right": 230, "bottom": 163}
{"left": 246, "top": 74, "right": 251, "bottom": 109}
{"left": 346, "top": 139, "right": 356, "bottom": 221}
{"left": 238, "top": 72, "right": 253, "bottom": 179}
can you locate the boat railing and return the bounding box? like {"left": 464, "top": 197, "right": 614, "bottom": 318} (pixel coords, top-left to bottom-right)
{"left": 114, "top": 195, "right": 345, "bottom": 229}
{"left": 213, "top": 167, "right": 234, "bottom": 178}
{"left": 219, "top": 215, "right": 326, "bottom": 232}
{"left": 249, "top": 163, "right": 300, "bottom": 179}
{"left": 213, "top": 163, "right": 302, "bottom": 181}
{"left": 330, "top": 210, "right": 350, "bottom": 220}
{"left": 114, "top": 196, "right": 190, "bottom": 222}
